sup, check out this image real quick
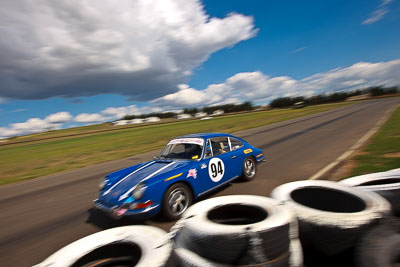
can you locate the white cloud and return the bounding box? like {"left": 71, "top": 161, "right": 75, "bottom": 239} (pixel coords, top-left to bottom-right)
{"left": 380, "top": 0, "right": 393, "bottom": 7}
{"left": 0, "top": 118, "right": 62, "bottom": 138}
{"left": 45, "top": 111, "right": 72, "bottom": 123}
{"left": 289, "top": 47, "right": 306, "bottom": 54}
{"left": 2, "top": 58, "right": 399, "bottom": 138}
{"left": 152, "top": 71, "right": 298, "bottom": 108}
{"left": 0, "top": 0, "right": 257, "bottom": 101}
{"left": 152, "top": 58, "right": 400, "bottom": 108}
{"left": 73, "top": 104, "right": 162, "bottom": 123}
{"left": 74, "top": 113, "right": 107, "bottom": 123}
{"left": 362, "top": 0, "right": 392, "bottom": 24}
{"left": 12, "top": 108, "right": 28, "bottom": 112}
{"left": 299, "top": 60, "right": 400, "bottom": 92}
{"left": 362, "top": 8, "right": 388, "bottom": 24}
{"left": 0, "top": 110, "right": 76, "bottom": 138}
{"left": 152, "top": 84, "right": 210, "bottom": 107}
{"left": 101, "top": 105, "right": 162, "bottom": 120}
{"left": 0, "top": 127, "right": 21, "bottom": 138}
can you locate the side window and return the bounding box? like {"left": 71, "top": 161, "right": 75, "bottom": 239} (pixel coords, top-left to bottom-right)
{"left": 204, "top": 139, "right": 213, "bottom": 158}
{"left": 229, "top": 137, "right": 243, "bottom": 150}
{"left": 210, "top": 137, "right": 230, "bottom": 156}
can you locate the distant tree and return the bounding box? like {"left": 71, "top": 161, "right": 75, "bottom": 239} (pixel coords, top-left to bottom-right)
{"left": 123, "top": 115, "right": 137, "bottom": 120}
{"left": 202, "top": 101, "right": 254, "bottom": 114}
{"left": 183, "top": 107, "right": 198, "bottom": 115}
{"left": 369, "top": 86, "right": 385, "bottom": 96}
{"left": 384, "top": 86, "right": 398, "bottom": 95}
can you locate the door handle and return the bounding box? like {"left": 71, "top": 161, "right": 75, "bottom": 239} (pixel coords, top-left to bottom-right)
{"left": 231, "top": 155, "right": 237, "bottom": 159}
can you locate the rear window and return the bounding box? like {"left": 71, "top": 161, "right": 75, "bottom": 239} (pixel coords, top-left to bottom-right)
{"left": 229, "top": 137, "right": 243, "bottom": 150}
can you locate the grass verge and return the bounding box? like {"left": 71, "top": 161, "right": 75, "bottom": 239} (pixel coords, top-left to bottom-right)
{"left": 0, "top": 102, "right": 354, "bottom": 186}
{"left": 346, "top": 106, "right": 400, "bottom": 177}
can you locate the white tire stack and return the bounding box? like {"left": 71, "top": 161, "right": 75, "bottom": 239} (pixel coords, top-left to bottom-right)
{"left": 172, "top": 195, "right": 303, "bottom": 267}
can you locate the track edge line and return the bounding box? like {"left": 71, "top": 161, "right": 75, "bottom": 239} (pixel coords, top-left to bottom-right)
{"left": 308, "top": 103, "right": 399, "bottom": 180}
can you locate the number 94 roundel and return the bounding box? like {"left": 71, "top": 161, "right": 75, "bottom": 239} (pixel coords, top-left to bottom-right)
{"left": 208, "top": 158, "right": 225, "bottom": 182}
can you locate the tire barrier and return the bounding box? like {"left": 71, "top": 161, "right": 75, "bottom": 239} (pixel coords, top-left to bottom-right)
{"left": 270, "top": 180, "right": 391, "bottom": 256}
{"left": 172, "top": 195, "right": 303, "bottom": 267}
{"left": 33, "top": 226, "right": 173, "bottom": 267}
{"left": 173, "top": 237, "right": 303, "bottom": 267}
{"left": 339, "top": 168, "right": 400, "bottom": 216}
{"left": 35, "top": 169, "right": 399, "bottom": 267}
{"left": 355, "top": 220, "right": 400, "bottom": 267}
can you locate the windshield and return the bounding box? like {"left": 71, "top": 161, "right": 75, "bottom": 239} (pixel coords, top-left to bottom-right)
{"left": 158, "top": 138, "right": 204, "bottom": 160}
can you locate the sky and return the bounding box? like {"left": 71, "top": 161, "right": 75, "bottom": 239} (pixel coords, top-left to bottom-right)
{"left": 0, "top": 0, "right": 399, "bottom": 138}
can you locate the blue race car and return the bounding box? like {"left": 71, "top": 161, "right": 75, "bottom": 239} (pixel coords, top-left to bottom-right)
{"left": 94, "top": 133, "right": 265, "bottom": 220}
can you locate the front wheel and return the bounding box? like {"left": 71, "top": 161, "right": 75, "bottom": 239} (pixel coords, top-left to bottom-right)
{"left": 162, "top": 183, "right": 193, "bottom": 220}
{"left": 241, "top": 156, "right": 257, "bottom": 181}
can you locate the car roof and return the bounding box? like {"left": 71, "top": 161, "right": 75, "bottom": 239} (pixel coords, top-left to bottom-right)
{"left": 175, "top": 133, "right": 234, "bottom": 139}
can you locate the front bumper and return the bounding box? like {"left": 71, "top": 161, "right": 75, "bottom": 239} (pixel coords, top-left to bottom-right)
{"left": 256, "top": 154, "right": 266, "bottom": 163}
{"left": 93, "top": 199, "right": 160, "bottom": 220}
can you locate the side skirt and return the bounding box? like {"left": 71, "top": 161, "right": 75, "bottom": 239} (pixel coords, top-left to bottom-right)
{"left": 197, "top": 175, "right": 239, "bottom": 197}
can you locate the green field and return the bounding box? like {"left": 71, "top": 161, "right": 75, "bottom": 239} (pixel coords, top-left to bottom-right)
{"left": 0, "top": 102, "right": 354, "bottom": 186}
{"left": 346, "top": 106, "right": 400, "bottom": 177}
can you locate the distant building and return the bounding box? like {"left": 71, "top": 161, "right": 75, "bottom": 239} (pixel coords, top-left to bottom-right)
{"left": 293, "top": 101, "right": 305, "bottom": 109}
{"left": 129, "top": 119, "right": 144, "bottom": 124}
{"left": 144, "top": 117, "right": 160, "bottom": 123}
{"left": 112, "top": 120, "right": 130, "bottom": 126}
{"left": 346, "top": 93, "right": 370, "bottom": 101}
{"left": 195, "top": 112, "right": 208, "bottom": 118}
{"left": 176, "top": 114, "right": 192, "bottom": 119}
{"left": 212, "top": 110, "right": 224, "bottom": 116}
{"left": 200, "top": 116, "right": 212, "bottom": 120}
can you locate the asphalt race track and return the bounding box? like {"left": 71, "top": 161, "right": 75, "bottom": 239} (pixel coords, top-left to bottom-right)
{"left": 0, "top": 97, "right": 399, "bottom": 267}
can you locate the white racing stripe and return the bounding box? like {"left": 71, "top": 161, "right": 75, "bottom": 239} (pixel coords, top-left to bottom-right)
{"left": 103, "top": 161, "right": 155, "bottom": 196}
{"left": 118, "top": 162, "right": 176, "bottom": 201}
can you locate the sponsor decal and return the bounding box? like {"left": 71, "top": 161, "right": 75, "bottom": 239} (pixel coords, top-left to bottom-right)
{"left": 208, "top": 158, "right": 225, "bottom": 182}
{"left": 114, "top": 208, "right": 128, "bottom": 217}
{"left": 201, "top": 163, "right": 207, "bottom": 169}
{"left": 192, "top": 155, "right": 199, "bottom": 159}
{"left": 256, "top": 153, "right": 264, "bottom": 158}
{"left": 164, "top": 173, "right": 183, "bottom": 181}
{"left": 244, "top": 149, "right": 253, "bottom": 154}
{"left": 168, "top": 138, "right": 204, "bottom": 146}
{"left": 187, "top": 168, "right": 197, "bottom": 179}
{"left": 124, "top": 196, "right": 135, "bottom": 203}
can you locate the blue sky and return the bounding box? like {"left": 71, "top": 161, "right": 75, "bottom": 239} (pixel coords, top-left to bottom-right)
{"left": 0, "top": 0, "right": 399, "bottom": 138}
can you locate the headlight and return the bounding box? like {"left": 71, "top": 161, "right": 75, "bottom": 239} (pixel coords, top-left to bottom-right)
{"left": 132, "top": 182, "right": 146, "bottom": 200}
{"left": 99, "top": 178, "right": 107, "bottom": 190}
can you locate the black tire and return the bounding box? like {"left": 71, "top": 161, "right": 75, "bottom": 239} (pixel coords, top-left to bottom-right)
{"left": 173, "top": 195, "right": 297, "bottom": 265}
{"left": 162, "top": 183, "right": 193, "bottom": 221}
{"left": 339, "top": 168, "right": 400, "bottom": 216}
{"left": 241, "top": 156, "right": 257, "bottom": 181}
{"left": 34, "top": 226, "right": 172, "bottom": 267}
{"left": 356, "top": 222, "right": 400, "bottom": 267}
{"left": 270, "top": 180, "right": 391, "bottom": 256}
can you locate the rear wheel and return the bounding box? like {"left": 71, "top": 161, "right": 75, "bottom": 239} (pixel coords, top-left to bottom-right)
{"left": 242, "top": 156, "right": 257, "bottom": 181}
{"left": 162, "top": 183, "right": 192, "bottom": 220}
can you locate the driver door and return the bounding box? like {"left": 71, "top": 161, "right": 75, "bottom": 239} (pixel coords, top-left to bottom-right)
{"left": 198, "top": 137, "right": 239, "bottom": 193}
